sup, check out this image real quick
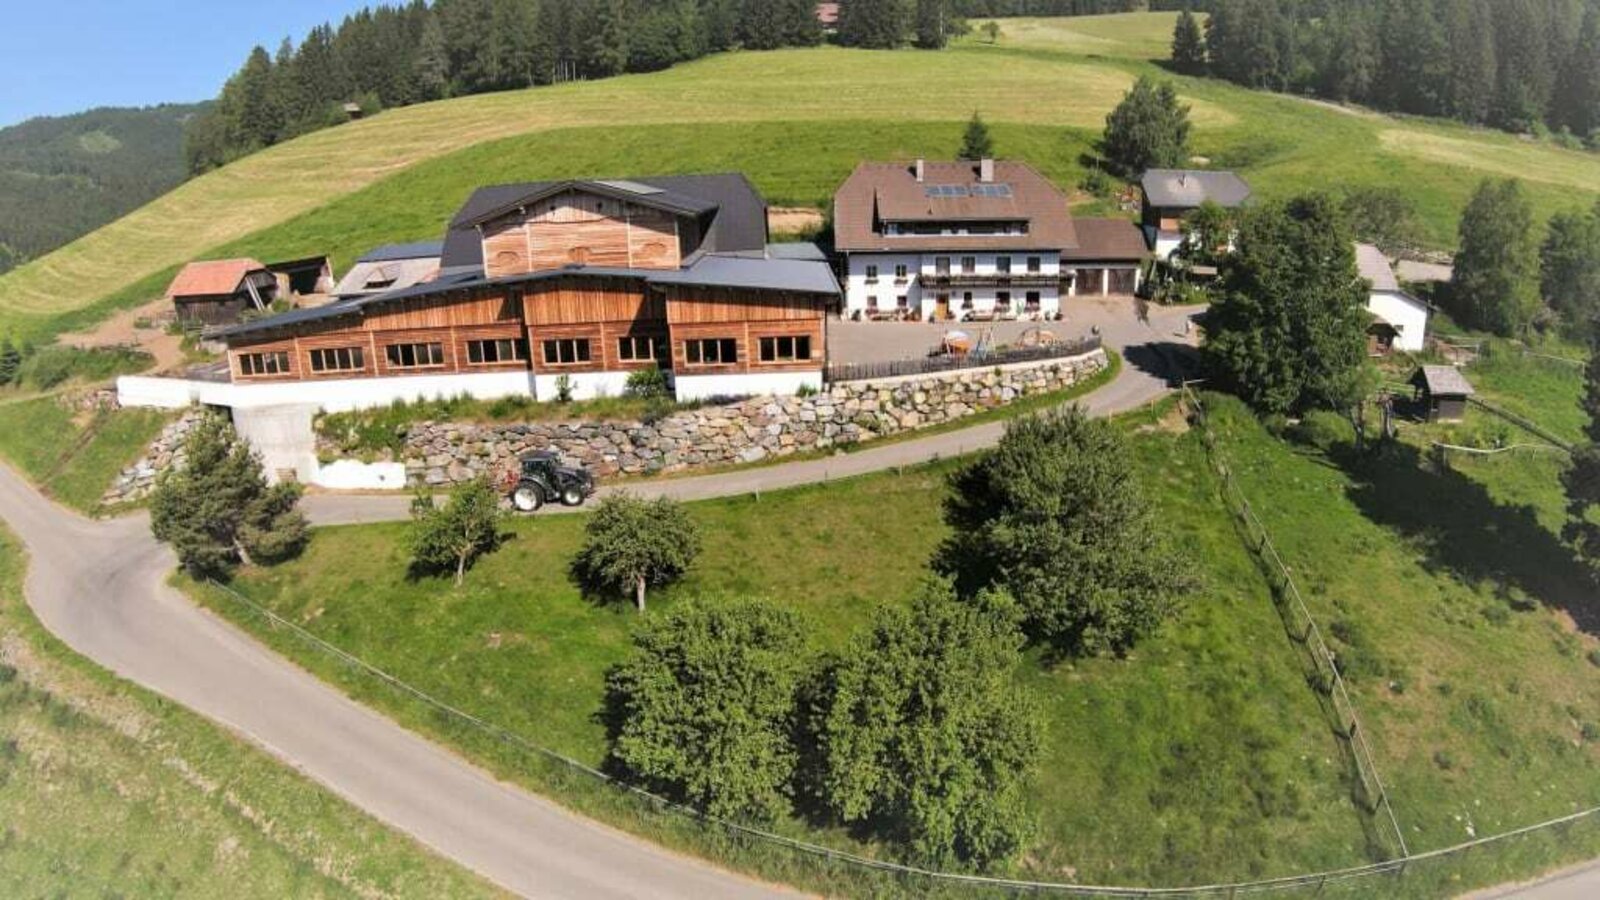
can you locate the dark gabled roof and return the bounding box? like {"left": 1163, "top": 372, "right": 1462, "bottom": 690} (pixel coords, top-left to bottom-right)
{"left": 1141, "top": 170, "right": 1252, "bottom": 210}
{"left": 440, "top": 173, "right": 768, "bottom": 270}
{"left": 1413, "top": 365, "right": 1475, "bottom": 397}
{"left": 214, "top": 251, "right": 837, "bottom": 341}
{"left": 1062, "top": 218, "right": 1150, "bottom": 261}
{"left": 357, "top": 241, "right": 444, "bottom": 264}
{"left": 653, "top": 254, "right": 840, "bottom": 295}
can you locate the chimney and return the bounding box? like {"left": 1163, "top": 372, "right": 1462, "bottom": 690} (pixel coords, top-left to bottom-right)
{"left": 913, "top": 158, "right": 925, "bottom": 183}
{"left": 979, "top": 158, "right": 995, "bottom": 183}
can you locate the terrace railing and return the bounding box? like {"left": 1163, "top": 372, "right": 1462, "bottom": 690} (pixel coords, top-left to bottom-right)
{"left": 826, "top": 335, "right": 1102, "bottom": 385}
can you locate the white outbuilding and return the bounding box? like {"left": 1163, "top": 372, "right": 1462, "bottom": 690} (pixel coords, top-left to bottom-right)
{"left": 1355, "top": 243, "right": 1430, "bottom": 354}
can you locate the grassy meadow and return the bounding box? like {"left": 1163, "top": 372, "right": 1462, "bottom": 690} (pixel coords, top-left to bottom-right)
{"left": 0, "top": 395, "right": 167, "bottom": 513}
{"left": 5, "top": 13, "right": 1600, "bottom": 342}
{"left": 0, "top": 527, "right": 500, "bottom": 898}
{"left": 189, "top": 393, "right": 1600, "bottom": 894}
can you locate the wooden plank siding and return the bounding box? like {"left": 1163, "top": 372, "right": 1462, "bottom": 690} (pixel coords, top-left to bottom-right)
{"left": 482, "top": 190, "right": 683, "bottom": 279}
{"left": 226, "top": 275, "right": 831, "bottom": 386}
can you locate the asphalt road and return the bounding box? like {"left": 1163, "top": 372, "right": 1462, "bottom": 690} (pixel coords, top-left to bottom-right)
{"left": 3, "top": 304, "right": 1595, "bottom": 897}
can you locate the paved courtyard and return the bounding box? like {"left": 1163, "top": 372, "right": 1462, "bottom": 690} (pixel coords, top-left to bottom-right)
{"left": 827, "top": 297, "right": 1201, "bottom": 365}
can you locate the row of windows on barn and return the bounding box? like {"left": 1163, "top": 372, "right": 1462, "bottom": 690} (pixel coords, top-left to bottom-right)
{"left": 238, "top": 334, "right": 813, "bottom": 376}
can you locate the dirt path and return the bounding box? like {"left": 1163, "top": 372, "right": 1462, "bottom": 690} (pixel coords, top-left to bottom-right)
{"left": 57, "top": 297, "right": 183, "bottom": 372}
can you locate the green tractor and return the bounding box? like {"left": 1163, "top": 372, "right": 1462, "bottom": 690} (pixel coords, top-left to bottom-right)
{"left": 506, "top": 450, "right": 596, "bottom": 513}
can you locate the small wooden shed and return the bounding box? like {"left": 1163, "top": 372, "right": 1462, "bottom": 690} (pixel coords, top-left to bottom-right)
{"left": 1410, "top": 365, "right": 1474, "bottom": 423}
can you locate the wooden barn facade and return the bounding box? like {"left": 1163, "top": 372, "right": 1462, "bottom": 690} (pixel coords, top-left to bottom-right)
{"left": 214, "top": 175, "right": 839, "bottom": 405}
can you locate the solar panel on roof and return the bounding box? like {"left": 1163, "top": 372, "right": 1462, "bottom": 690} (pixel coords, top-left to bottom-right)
{"left": 971, "top": 184, "right": 1014, "bottom": 197}
{"left": 924, "top": 184, "right": 972, "bottom": 198}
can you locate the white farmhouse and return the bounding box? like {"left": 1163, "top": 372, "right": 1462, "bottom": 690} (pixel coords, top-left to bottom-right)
{"left": 1139, "top": 169, "right": 1252, "bottom": 261}
{"left": 1356, "top": 242, "right": 1430, "bottom": 354}
{"left": 832, "top": 159, "right": 1148, "bottom": 322}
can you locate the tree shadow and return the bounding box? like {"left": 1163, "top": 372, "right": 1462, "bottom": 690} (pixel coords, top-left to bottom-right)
{"left": 1123, "top": 340, "right": 1200, "bottom": 388}
{"left": 1330, "top": 440, "right": 1600, "bottom": 634}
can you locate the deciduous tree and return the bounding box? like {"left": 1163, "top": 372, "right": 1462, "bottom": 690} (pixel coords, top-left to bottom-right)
{"left": 605, "top": 597, "right": 806, "bottom": 821}
{"left": 406, "top": 478, "right": 506, "bottom": 586}
{"left": 1452, "top": 178, "right": 1542, "bottom": 337}
{"left": 1541, "top": 200, "right": 1600, "bottom": 333}
{"left": 804, "top": 582, "right": 1039, "bottom": 868}
{"left": 1101, "top": 75, "right": 1191, "bottom": 176}
{"left": 938, "top": 407, "right": 1194, "bottom": 656}
{"left": 572, "top": 492, "right": 700, "bottom": 613}
{"left": 149, "top": 414, "right": 309, "bottom": 579}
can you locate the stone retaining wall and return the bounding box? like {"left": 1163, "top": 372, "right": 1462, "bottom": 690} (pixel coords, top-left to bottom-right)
{"left": 375, "top": 349, "right": 1107, "bottom": 487}
{"left": 102, "top": 408, "right": 205, "bottom": 506}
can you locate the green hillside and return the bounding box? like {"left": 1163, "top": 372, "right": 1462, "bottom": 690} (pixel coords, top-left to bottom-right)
{"left": 0, "top": 104, "right": 200, "bottom": 278}
{"left": 3, "top": 14, "right": 1599, "bottom": 343}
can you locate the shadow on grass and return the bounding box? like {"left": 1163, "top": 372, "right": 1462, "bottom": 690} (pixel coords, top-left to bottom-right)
{"left": 1331, "top": 439, "right": 1600, "bottom": 634}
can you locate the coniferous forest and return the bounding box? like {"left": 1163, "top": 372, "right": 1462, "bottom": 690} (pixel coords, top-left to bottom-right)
{"left": 185, "top": 0, "right": 842, "bottom": 174}
{"left": 1184, "top": 0, "right": 1600, "bottom": 145}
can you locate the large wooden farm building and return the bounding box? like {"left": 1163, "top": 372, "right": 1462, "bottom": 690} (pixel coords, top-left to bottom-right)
{"left": 212, "top": 175, "right": 840, "bottom": 405}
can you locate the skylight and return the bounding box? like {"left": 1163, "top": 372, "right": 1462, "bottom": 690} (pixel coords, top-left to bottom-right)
{"left": 593, "top": 179, "right": 664, "bottom": 195}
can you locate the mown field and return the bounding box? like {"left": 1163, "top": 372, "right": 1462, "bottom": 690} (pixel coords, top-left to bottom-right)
{"left": 0, "top": 526, "right": 500, "bottom": 898}
{"left": 190, "top": 393, "right": 1600, "bottom": 895}
{"left": 5, "top": 13, "right": 1599, "bottom": 342}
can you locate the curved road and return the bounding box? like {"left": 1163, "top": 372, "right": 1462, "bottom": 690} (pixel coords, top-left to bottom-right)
{"left": 0, "top": 317, "right": 1189, "bottom": 899}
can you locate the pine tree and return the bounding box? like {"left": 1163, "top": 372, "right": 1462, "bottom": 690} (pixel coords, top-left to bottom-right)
{"left": 583, "top": 0, "right": 631, "bottom": 78}
{"left": 1554, "top": 3, "right": 1600, "bottom": 140}
{"left": 1442, "top": 0, "right": 1496, "bottom": 125}
{"left": 149, "top": 414, "right": 308, "bottom": 579}
{"left": 0, "top": 337, "right": 20, "bottom": 386}
{"left": 1490, "top": 0, "right": 1555, "bottom": 131}
{"left": 958, "top": 111, "right": 993, "bottom": 160}
{"left": 413, "top": 13, "right": 451, "bottom": 100}
{"left": 838, "top": 0, "right": 911, "bottom": 49}
{"left": 1451, "top": 178, "right": 1542, "bottom": 336}
{"left": 913, "top": 0, "right": 952, "bottom": 50}
{"left": 1170, "top": 6, "right": 1207, "bottom": 74}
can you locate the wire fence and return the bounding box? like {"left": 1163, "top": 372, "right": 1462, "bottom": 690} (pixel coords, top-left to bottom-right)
{"left": 203, "top": 444, "right": 1600, "bottom": 899}
{"left": 1178, "top": 384, "right": 1408, "bottom": 861}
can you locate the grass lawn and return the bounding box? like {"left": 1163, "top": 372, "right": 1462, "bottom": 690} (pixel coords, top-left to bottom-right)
{"left": 0, "top": 526, "right": 500, "bottom": 898}
{"left": 192, "top": 400, "right": 1374, "bottom": 889}
{"left": 6, "top": 14, "right": 1600, "bottom": 342}
{"left": 0, "top": 395, "right": 167, "bottom": 513}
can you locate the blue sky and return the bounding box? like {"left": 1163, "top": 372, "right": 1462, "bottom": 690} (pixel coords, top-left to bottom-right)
{"left": 0, "top": 1, "right": 376, "bottom": 127}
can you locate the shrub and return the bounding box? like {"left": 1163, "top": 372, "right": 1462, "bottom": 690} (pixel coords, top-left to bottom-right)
{"left": 572, "top": 493, "right": 701, "bottom": 613}
{"left": 406, "top": 479, "right": 507, "bottom": 586}
{"left": 604, "top": 597, "right": 807, "bottom": 822}
{"left": 804, "top": 583, "right": 1040, "bottom": 869}
{"left": 1288, "top": 410, "right": 1356, "bottom": 452}
{"left": 939, "top": 408, "right": 1195, "bottom": 657}
{"left": 623, "top": 365, "right": 670, "bottom": 399}
{"left": 554, "top": 374, "right": 575, "bottom": 403}
{"left": 17, "top": 344, "right": 153, "bottom": 390}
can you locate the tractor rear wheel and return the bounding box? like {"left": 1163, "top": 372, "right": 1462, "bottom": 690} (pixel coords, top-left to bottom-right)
{"left": 512, "top": 486, "right": 544, "bottom": 513}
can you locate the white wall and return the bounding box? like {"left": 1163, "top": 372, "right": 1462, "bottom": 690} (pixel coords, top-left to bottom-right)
{"left": 532, "top": 370, "right": 632, "bottom": 402}
{"left": 119, "top": 370, "right": 538, "bottom": 414}
{"left": 313, "top": 459, "right": 409, "bottom": 490}
{"left": 674, "top": 371, "right": 823, "bottom": 402}
{"left": 844, "top": 253, "right": 922, "bottom": 313}
{"left": 1154, "top": 231, "right": 1184, "bottom": 261}
{"left": 1368, "top": 290, "right": 1430, "bottom": 352}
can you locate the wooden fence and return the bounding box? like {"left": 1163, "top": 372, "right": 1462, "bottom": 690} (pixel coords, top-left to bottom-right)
{"left": 1180, "top": 384, "right": 1409, "bottom": 863}
{"left": 824, "top": 335, "right": 1102, "bottom": 384}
